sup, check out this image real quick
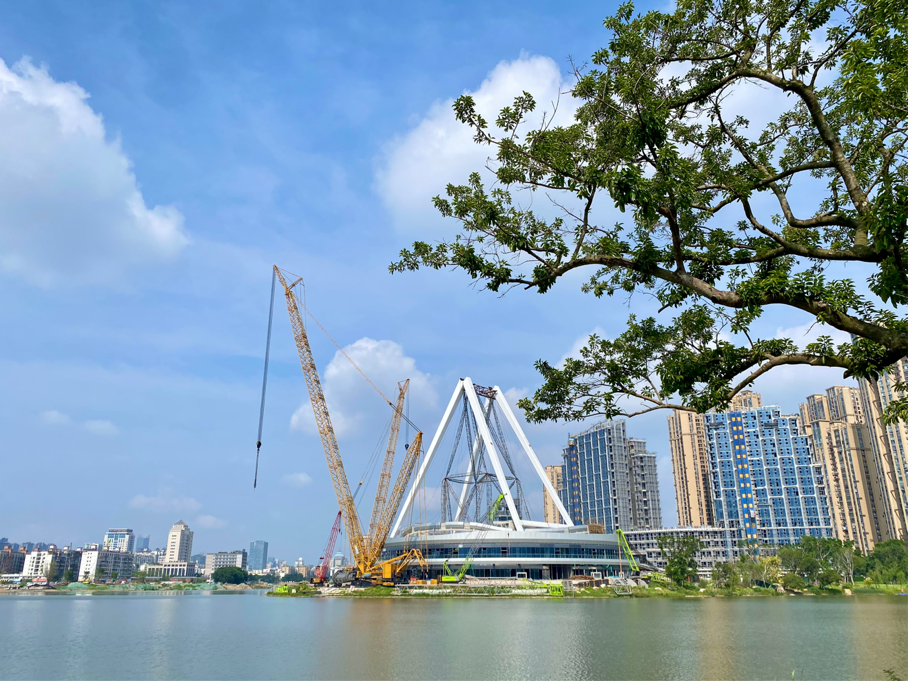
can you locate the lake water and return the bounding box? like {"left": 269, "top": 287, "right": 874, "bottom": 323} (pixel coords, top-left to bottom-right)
{"left": 1, "top": 592, "right": 906, "bottom": 680}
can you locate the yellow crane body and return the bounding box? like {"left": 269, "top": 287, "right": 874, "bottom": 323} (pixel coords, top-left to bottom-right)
{"left": 275, "top": 267, "right": 368, "bottom": 573}
{"left": 367, "top": 379, "right": 409, "bottom": 550}
{"left": 273, "top": 265, "right": 426, "bottom": 582}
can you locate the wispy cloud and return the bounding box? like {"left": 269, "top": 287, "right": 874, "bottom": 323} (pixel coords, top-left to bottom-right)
{"left": 195, "top": 514, "right": 227, "bottom": 529}
{"left": 281, "top": 472, "right": 312, "bottom": 488}
{"left": 83, "top": 420, "right": 118, "bottom": 436}
{"left": 40, "top": 410, "right": 71, "bottom": 425}
{"left": 39, "top": 410, "right": 118, "bottom": 435}
{"left": 128, "top": 487, "right": 202, "bottom": 514}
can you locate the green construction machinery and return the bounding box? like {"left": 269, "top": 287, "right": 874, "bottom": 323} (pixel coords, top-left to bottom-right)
{"left": 441, "top": 493, "right": 505, "bottom": 583}
{"left": 616, "top": 528, "right": 640, "bottom": 573}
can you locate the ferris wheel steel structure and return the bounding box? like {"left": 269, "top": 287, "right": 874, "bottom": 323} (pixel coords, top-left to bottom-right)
{"left": 391, "top": 377, "right": 574, "bottom": 538}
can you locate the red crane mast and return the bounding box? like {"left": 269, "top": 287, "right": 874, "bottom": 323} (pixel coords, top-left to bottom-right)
{"left": 313, "top": 512, "right": 342, "bottom": 583}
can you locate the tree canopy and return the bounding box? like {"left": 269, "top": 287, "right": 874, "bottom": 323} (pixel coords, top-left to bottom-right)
{"left": 657, "top": 534, "right": 703, "bottom": 584}
{"left": 392, "top": 0, "right": 908, "bottom": 421}
{"left": 211, "top": 566, "right": 249, "bottom": 584}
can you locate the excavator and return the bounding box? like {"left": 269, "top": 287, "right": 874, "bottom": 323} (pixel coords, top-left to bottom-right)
{"left": 260, "top": 266, "right": 427, "bottom": 586}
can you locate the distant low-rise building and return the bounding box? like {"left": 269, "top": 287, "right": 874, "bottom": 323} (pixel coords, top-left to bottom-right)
{"left": 22, "top": 546, "right": 83, "bottom": 582}
{"left": 0, "top": 546, "right": 26, "bottom": 575}
{"left": 134, "top": 549, "right": 164, "bottom": 567}
{"left": 79, "top": 547, "right": 134, "bottom": 582}
{"left": 204, "top": 550, "right": 248, "bottom": 577}
{"left": 624, "top": 526, "right": 750, "bottom": 578}
{"left": 144, "top": 562, "right": 197, "bottom": 578}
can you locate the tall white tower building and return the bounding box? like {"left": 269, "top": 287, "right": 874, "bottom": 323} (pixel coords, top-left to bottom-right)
{"left": 165, "top": 521, "right": 193, "bottom": 563}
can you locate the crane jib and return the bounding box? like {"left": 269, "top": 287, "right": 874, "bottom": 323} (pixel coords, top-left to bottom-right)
{"left": 266, "top": 265, "right": 428, "bottom": 581}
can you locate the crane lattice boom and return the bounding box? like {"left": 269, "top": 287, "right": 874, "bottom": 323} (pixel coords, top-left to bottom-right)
{"left": 367, "top": 380, "right": 409, "bottom": 549}
{"left": 274, "top": 266, "right": 368, "bottom": 572}
{"left": 314, "top": 511, "right": 342, "bottom": 582}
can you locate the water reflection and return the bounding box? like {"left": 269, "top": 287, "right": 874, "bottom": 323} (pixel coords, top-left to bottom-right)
{"left": 0, "top": 593, "right": 905, "bottom": 680}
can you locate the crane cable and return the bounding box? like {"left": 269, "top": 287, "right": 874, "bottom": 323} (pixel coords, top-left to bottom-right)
{"left": 253, "top": 268, "right": 277, "bottom": 489}
{"left": 253, "top": 267, "right": 423, "bottom": 488}
{"left": 294, "top": 290, "right": 421, "bottom": 434}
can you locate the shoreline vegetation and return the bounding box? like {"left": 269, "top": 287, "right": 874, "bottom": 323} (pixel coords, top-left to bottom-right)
{"left": 264, "top": 582, "right": 908, "bottom": 600}
{"left": 4, "top": 580, "right": 905, "bottom": 599}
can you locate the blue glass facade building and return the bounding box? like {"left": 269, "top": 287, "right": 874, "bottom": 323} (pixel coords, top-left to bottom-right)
{"left": 560, "top": 437, "right": 582, "bottom": 524}
{"left": 560, "top": 421, "right": 632, "bottom": 532}
{"left": 249, "top": 540, "right": 269, "bottom": 571}
{"left": 704, "top": 407, "right": 832, "bottom": 544}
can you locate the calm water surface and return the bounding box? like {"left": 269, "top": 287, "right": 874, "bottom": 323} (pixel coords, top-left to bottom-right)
{"left": 1, "top": 592, "right": 905, "bottom": 680}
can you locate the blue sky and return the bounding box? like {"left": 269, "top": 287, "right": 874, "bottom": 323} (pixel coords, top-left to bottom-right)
{"left": 0, "top": 1, "right": 860, "bottom": 561}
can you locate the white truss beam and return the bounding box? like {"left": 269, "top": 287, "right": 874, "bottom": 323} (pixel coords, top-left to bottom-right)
{"left": 392, "top": 377, "right": 572, "bottom": 536}
{"left": 494, "top": 385, "right": 573, "bottom": 526}
{"left": 455, "top": 397, "right": 494, "bottom": 522}
{"left": 390, "top": 379, "right": 464, "bottom": 538}
{"left": 463, "top": 378, "right": 524, "bottom": 531}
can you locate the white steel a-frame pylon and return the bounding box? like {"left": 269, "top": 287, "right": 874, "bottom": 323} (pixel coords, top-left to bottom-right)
{"left": 390, "top": 378, "right": 574, "bottom": 537}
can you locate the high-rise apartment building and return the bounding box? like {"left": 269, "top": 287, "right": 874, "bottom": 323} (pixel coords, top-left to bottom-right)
{"left": 704, "top": 406, "right": 833, "bottom": 544}
{"left": 103, "top": 528, "right": 136, "bottom": 553}
{"left": 667, "top": 409, "right": 714, "bottom": 527}
{"left": 798, "top": 386, "right": 888, "bottom": 553}
{"left": 729, "top": 390, "right": 762, "bottom": 411}
{"left": 804, "top": 416, "right": 884, "bottom": 553}
{"left": 249, "top": 541, "right": 269, "bottom": 571}
{"left": 542, "top": 465, "right": 563, "bottom": 524}
{"left": 560, "top": 438, "right": 581, "bottom": 523}
{"left": 165, "top": 521, "right": 193, "bottom": 563}
{"left": 561, "top": 421, "right": 631, "bottom": 531}
{"left": 560, "top": 423, "right": 661, "bottom": 531}
{"left": 627, "top": 439, "right": 662, "bottom": 529}
{"left": 856, "top": 359, "right": 908, "bottom": 542}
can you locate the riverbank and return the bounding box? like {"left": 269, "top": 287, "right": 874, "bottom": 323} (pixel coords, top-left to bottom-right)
{"left": 266, "top": 582, "right": 908, "bottom": 599}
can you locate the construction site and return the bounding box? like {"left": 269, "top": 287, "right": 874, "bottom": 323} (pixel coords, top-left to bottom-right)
{"left": 256, "top": 266, "right": 652, "bottom": 595}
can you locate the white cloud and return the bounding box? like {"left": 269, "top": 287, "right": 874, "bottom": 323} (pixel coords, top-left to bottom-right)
{"left": 281, "top": 472, "right": 312, "bottom": 488}
{"left": 503, "top": 387, "right": 529, "bottom": 406}
{"left": 39, "top": 410, "right": 118, "bottom": 435}
{"left": 290, "top": 337, "right": 436, "bottom": 439}
{"left": 194, "top": 514, "right": 227, "bottom": 529}
{"left": 0, "top": 58, "right": 188, "bottom": 287}
{"left": 39, "top": 409, "right": 71, "bottom": 425}
{"left": 376, "top": 54, "right": 576, "bottom": 232}
{"left": 559, "top": 326, "right": 607, "bottom": 367}
{"left": 83, "top": 420, "right": 118, "bottom": 436}
{"left": 128, "top": 487, "right": 202, "bottom": 514}
{"left": 776, "top": 321, "right": 851, "bottom": 348}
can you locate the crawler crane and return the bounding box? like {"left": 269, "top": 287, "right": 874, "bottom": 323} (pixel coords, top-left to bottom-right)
{"left": 264, "top": 266, "right": 427, "bottom": 584}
